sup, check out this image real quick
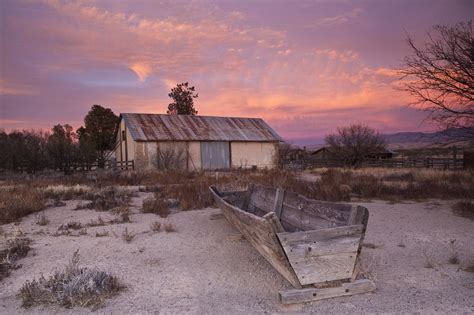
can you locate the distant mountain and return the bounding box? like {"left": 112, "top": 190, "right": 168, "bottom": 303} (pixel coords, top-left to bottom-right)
{"left": 384, "top": 128, "right": 473, "bottom": 148}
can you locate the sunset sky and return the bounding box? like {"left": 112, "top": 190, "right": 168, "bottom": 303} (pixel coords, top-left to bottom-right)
{"left": 1, "top": 0, "right": 472, "bottom": 145}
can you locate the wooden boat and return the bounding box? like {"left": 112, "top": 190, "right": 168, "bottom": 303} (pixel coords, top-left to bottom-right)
{"left": 209, "top": 184, "right": 376, "bottom": 304}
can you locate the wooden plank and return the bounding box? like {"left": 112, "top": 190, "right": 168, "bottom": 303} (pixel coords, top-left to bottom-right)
{"left": 242, "top": 184, "right": 254, "bottom": 211}
{"left": 280, "top": 204, "right": 339, "bottom": 231}
{"left": 286, "top": 252, "right": 358, "bottom": 285}
{"left": 279, "top": 279, "right": 376, "bottom": 304}
{"left": 210, "top": 186, "right": 302, "bottom": 288}
{"left": 282, "top": 191, "right": 352, "bottom": 225}
{"left": 273, "top": 188, "right": 284, "bottom": 219}
{"left": 281, "top": 234, "right": 361, "bottom": 257}
{"left": 277, "top": 225, "right": 364, "bottom": 245}
{"left": 348, "top": 205, "right": 368, "bottom": 226}
{"left": 278, "top": 225, "right": 364, "bottom": 285}
{"left": 264, "top": 212, "right": 285, "bottom": 233}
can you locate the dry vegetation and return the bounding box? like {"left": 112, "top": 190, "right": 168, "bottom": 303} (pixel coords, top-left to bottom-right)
{"left": 0, "top": 167, "right": 472, "bottom": 229}
{"left": 0, "top": 237, "right": 31, "bottom": 281}
{"left": 141, "top": 195, "right": 169, "bottom": 217}
{"left": 452, "top": 200, "right": 474, "bottom": 220}
{"left": 0, "top": 186, "right": 46, "bottom": 224}
{"left": 19, "top": 251, "right": 124, "bottom": 309}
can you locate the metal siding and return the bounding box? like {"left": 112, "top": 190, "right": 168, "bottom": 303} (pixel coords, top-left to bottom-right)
{"left": 201, "top": 142, "right": 230, "bottom": 170}
{"left": 120, "top": 113, "right": 283, "bottom": 142}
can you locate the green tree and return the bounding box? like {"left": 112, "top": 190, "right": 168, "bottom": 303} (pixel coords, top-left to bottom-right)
{"left": 82, "top": 105, "right": 119, "bottom": 168}
{"left": 76, "top": 126, "right": 96, "bottom": 170}
{"left": 325, "top": 124, "right": 386, "bottom": 167}
{"left": 167, "top": 82, "right": 198, "bottom": 115}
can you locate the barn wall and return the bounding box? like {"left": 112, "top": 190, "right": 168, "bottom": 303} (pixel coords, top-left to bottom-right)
{"left": 115, "top": 120, "right": 135, "bottom": 163}
{"left": 134, "top": 141, "right": 202, "bottom": 171}
{"left": 230, "top": 142, "right": 277, "bottom": 169}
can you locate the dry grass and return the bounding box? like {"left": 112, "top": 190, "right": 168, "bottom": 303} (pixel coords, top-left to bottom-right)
{"left": 58, "top": 221, "right": 83, "bottom": 231}
{"left": 83, "top": 186, "right": 134, "bottom": 211}
{"left": 95, "top": 230, "right": 109, "bottom": 237}
{"left": 141, "top": 195, "right": 169, "bottom": 217}
{"left": 121, "top": 228, "right": 135, "bottom": 243}
{"left": 35, "top": 212, "right": 49, "bottom": 226}
{"left": 164, "top": 223, "right": 176, "bottom": 233}
{"left": 452, "top": 200, "right": 474, "bottom": 220}
{"left": 19, "top": 251, "right": 124, "bottom": 309}
{"left": 0, "top": 186, "right": 46, "bottom": 224}
{"left": 0, "top": 237, "right": 31, "bottom": 281}
{"left": 448, "top": 239, "right": 460, "bottom": 265}
{"left": 42, "top": 184, "right": 92, "bottom": 200}
{"left": 150, "top": 221, "right": 161, "bottom": 233}
{"left": 308, "top": 168, "right": 474, "bottom": 201}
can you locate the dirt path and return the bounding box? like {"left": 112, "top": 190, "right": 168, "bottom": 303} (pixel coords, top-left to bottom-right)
{"left": 0, "top": 193, "right": 473, "bottom": 314}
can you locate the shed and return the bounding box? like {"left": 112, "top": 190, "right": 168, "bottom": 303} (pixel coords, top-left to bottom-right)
{"left": 115, "top": 113, "right": 283, "bottom": 170}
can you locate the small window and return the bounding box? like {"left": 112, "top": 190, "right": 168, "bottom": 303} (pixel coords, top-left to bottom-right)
{"left": 122, "top": 130, "right": 126, "bottom": 141}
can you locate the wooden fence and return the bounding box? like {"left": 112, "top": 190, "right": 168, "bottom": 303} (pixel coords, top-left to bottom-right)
{"left": 283, "top": 157, "right": 467, "bottom": 170}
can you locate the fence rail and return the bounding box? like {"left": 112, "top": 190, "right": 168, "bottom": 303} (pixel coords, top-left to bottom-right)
{"left": 283, "top": 157, "right": 467, "bottom": 170}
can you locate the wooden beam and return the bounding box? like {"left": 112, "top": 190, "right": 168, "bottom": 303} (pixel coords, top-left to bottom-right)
{"left": 273, "top": 188, "right": 284, "bottom": 219}
{"left": 279, "top": 279, "right": 376, "bottom": 304}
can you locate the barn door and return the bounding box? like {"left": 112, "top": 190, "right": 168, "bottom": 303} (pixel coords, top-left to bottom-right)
{"left": 201, "top": 142, "right": 230, "bottom": 170}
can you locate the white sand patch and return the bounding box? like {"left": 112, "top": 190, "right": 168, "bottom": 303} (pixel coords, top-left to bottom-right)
{"left": 0, "top": 194, "right": 473, "bottom": 314}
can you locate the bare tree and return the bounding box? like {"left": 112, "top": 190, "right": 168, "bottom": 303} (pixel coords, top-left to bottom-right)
{"left": 154, "top": 146, "right": 187, "bottom": 170}
{"left": 399, "top": 21, "right": 474, "bottom": 142}
{"left": 325, "top": 124, "right": 386, "bottom": 167}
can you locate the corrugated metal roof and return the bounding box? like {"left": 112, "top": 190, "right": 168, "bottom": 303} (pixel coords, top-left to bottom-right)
{"left": 120, "top": 113, "right": 283, "bottom": 142}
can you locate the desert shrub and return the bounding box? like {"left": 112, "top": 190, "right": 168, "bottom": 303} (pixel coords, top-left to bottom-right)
{"left": 452, "top": 200, "right": 474, "bottom": 220}
{"left": 0, "top": 186, "right": 46, "bottom": 224}
{"left": 0, "top": 237, "right": 31, "bottom": 281}
{"left": 150, "top": 221, "right": 161, "bottom": 233}
{"left": 42, "top": 184, "right": 91, "bottom": 200}
{"left": 95, "top": 230, "right": 109, "bottom": 237}
{"left": 141, "top": 195, "right": 169, "bottom": 217}
{"left": 163, "top": 181, "right": 216, "bottom": 210}
{"left": 121, "top": 228, "right": 135, "bottom": 243}
{"left": 35, "top": 212, "right": 49, "bottom": 226}
{"left": 84, "top": 186, "right": 133, "bottom": 211}
{"left": 19, "top": 251, "right": 124, "bottom": 309}
{"left": 154, "top": 146, "right": 187, "bottom": 171}
{"left": 58, "top": 222, "right": 83, "bottom": 231}
{"left": 164, "top": 223, "right": 176, "bottom": 233}
{"left": 110, "top": 206, "right": 131, "bottom": 223}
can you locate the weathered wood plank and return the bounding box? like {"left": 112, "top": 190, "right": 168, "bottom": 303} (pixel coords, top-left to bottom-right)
{"left": 348, "top": 205, "right": 367, "bottom": 225}
{"left": 278, "top": 225, "right": 363, "bottom": 284}
{"left": 277, "top": 225, "right": 364, "bottom": 245}
{"left": 286, "top": 252, "right": 358, "bottom": 285}
{"left": 273, "top": 188, "right": 284, "bottom": 219}
{"left": 264, "top": 211, "right": 285, "bottom": 233}
{"left": 280, "top": 204, "right": 339, "bottom": 231}
{"left": 210, "top": 186, "right": 302, "bottom": 288}
{"left": 281, "top": 234, "right": 361, "bottom": 257}
{"left": 279, "top": 279, "right": 376, "bottom": 304}
{"left": 242, "top": 183, "right": 254, "bottom": 211}
{"left": 282, "top": 190, "right": 351, "bottom": 225}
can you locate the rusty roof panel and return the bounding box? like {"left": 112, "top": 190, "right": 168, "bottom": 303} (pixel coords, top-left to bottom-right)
{"left": 120, "top": 113, "right": 283, "bottom": 142}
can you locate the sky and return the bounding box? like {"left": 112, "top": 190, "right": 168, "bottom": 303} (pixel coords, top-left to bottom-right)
{"left": 0, "top": 0, "right": 472, "bottom": 145}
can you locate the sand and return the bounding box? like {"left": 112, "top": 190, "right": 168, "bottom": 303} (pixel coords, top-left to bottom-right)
{"left": 0, "top": 192, "right": 473, "bottom": 314}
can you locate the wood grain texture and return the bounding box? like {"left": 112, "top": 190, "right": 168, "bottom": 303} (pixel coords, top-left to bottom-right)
{"left": 279, "top": 279, "right": 376, "bottom": 304}
{"left": 273, "top": 188, "right": 284, "bottom": 219}
{"left": 278, "top": 225, "right": 363, "bottom": 284}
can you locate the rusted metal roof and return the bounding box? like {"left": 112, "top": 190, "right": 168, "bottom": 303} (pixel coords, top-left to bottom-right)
{"left": 120, "top": 113, "right": 283, "bottom": 142}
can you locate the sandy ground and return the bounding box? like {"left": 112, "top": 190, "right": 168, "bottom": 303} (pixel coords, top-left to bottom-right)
{"left": 0, "top": 192, "right": 473, "bottom": 314}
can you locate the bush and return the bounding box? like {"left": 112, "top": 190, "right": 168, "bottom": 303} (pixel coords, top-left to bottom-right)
{"left": 19, "top": 251, "right": 124, "bottom": 309}
{"left": 452, "top": 200, "right": 474, "bottom": 220}
{"left": 141, "top": 195, "right": 169, "bottom": 217}
{"left": 1, "top": 237, "right": 31, "bottom": 281}
{"left": 0, "top": 186, "right": 46, "bottom": 224}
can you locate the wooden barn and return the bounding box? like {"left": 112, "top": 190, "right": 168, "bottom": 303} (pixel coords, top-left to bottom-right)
{"left": 115, "top": 113, "right": 283, "bottom": 170}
